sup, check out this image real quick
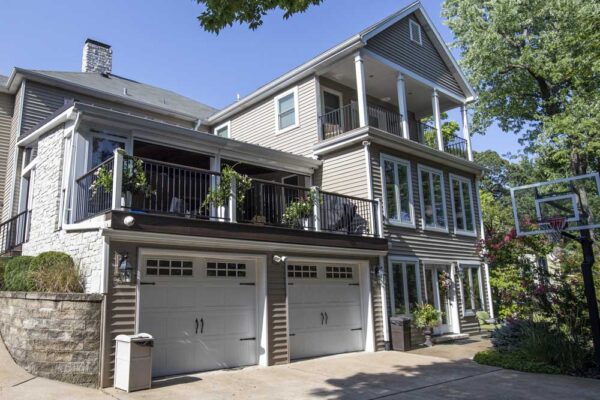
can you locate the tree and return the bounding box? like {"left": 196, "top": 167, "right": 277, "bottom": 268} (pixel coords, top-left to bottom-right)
{"left": 421, "top": 112, "right": 460, "bottom": 149}
{"left": 195, "top": 0, "right": 324, "bottom": 33}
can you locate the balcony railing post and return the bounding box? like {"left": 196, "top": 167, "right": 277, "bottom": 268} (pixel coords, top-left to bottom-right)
{"left": 112, "top": 149, "right": 123, "bottom": 211}
{"left": 375, "top": 198, "right": 384, "bottom": 238}
{"left": 312, "top": 186, "right": 321, "bottom": 232}
{"left": 229, "top": 177, "right": 237, "bottom": 223}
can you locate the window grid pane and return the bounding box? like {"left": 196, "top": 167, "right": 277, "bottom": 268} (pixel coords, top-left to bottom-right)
{"left": 146, "top": 259, "right": 193, "bottom": 277}
{"left": 384, "top": 161, "right": 398, "bottom": 219}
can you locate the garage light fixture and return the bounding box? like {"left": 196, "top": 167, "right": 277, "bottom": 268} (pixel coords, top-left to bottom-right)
{"left": 119, "top": 253, "right": 134, "bottom": 283}
{"left": 273, "top": 255, "right": 287, "bottom": 263}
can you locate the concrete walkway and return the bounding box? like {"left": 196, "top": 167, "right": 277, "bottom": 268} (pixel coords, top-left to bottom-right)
{"left": 2, "top": 335, "right": 600, "bottom": 399}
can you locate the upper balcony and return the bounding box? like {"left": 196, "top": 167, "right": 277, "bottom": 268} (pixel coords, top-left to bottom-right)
{"left": 315, "top": 50, "right": 473, "bottom": 161}
{"left": 73, "top": 149, "right": 383, "bottom": 240}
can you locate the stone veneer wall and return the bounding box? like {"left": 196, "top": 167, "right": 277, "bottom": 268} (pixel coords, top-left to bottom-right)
{"left": 21, "top": 125, "right": 105, "bottom": 293}
{"left": 0, "top": 291, "right": 103, "bottom": 387}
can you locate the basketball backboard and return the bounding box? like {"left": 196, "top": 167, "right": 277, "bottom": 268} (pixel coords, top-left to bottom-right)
{"left": 510, "top": 173, "right": 600, "bottom": 236}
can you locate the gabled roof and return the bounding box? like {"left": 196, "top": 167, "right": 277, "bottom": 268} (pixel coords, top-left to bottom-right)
{"left": 0, "top": 74, "right": 7, "bottom": 86}
{"left": 208, "top": 1, "right": 475, "bottom": 124}
{"left": 1, "top": 68, "right": 218, "bottom": 122}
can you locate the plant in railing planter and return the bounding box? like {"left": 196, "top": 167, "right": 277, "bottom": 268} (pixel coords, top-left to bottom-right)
{"left": 202, "top": 164, "right": 252, "bottom": 209}
{"left": 412, "top": 303, "right": 442, "bottom": 347}
{"left": 282, "top": 189, "right": 320, "bottom": 229}
{"left": 91, "top": 153, "right": 152, "bottom": 207}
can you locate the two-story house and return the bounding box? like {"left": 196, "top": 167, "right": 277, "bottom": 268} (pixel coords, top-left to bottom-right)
{"left": 0, "top": 1, "right": 492, "bottom": 388}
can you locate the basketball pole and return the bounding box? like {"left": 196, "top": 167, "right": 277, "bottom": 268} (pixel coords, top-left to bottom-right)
{"left": 565, "top": 227, "right": 600, "bottom": 369}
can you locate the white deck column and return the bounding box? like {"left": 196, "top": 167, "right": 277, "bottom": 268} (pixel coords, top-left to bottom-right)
{"left": 432, "top": 89, "right": 444, "bottom": 151}
{"left": 354, "top": 52, "right": 368, "bottom": 127}
{"left": 396, "top": 73, "right": 409, "bottom": 139}
{"left": 111, "top": 149, "right": 123, "bottom": 210}
{"left": 461, "top": 104, "right": 473, "bottom": 161}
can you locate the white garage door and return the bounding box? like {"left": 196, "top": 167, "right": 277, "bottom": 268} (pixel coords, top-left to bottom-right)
{"left": 138, "top": 257, "right": 258, "bottom": 377}
{"left": 288, "top": 263, "right": 364, "bottom": 360}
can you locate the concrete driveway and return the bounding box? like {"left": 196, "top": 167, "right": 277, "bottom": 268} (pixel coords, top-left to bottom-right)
{"left": 2, "top": 336, "right": 600, "bottom": 399}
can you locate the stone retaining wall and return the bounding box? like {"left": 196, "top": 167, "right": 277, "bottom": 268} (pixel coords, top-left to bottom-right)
{"left": 0, "top": 291, "right": 103, "bottom": 387}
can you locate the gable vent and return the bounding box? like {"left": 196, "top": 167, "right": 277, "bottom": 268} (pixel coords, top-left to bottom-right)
{"left": 409, "top": 19, "right": 422, "bottom": 45}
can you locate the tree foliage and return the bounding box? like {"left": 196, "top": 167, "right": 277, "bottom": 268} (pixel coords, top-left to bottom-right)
{"left": 443, "top": 0, "right": 600, "bottom": 176}
{"left": 196, "top": 0, "right": 324, "bottom": 33}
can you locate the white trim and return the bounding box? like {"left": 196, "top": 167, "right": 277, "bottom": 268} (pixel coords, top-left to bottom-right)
{"left": 409, "top": 19, "right": 422, "bottom": 45}
{"left": 483, "top": 263, "right": 494, "bottom": 318}
{"left": 274, "top": 86, "right": 300, "bottom": 134}
{"left": 101, "top": 236, "right": 110, "bottom": 294}
{"left": 379, "top": 153, "right": 415, "bottom": 228}
{"left": 214, "top": 121, "right": 231, "bottom": 138}
{"left": 136, "top": 248, "right": 269, "bottom": 367}
{"left": 388, "top": 256, "right": 422, "bottom": 317}
{"left": 320, "top": 86, "right": 343, "bottom": 114}
{"left": 417, "top": 164, "right": 448, "bottom": 233}
{"left": 458, "top": 262, "right": 485, "bottom": 316}
{"left": 449, "top": 174, "right": 477, "bottom": 237}
{"left": 354, "top": 51, "right": 368, "bottom": 127}
{"left": 378, "top": 255, "right": 389, "bottom": 344}
{"left": 363, "top": 141, "right": 373, "bottom": 200}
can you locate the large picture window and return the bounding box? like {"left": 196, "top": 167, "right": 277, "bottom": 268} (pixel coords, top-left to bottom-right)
{"left": 389, "top": 260, "right": 421, "bottom": 316}
{"left": 274, "top": 87, "right": 299, "bottom": 133}
{"left": 461, "top": 264, "right": 484, "bottom": 315}
{"left": 418, "top": 165, "right": 447, "bottom": 231}
{"left": 450, "top": 174, "right": 476, "bottom": 235}
{"left": 381, "top": 155, "right": 414, "bottom": 226}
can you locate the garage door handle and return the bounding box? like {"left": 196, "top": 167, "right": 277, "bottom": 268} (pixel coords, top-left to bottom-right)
{"left": 240, "top": 337, "right": 256, "bottom": 341}
{"left": 200, "top": 318, "right": 204, "bottom": 334}
{"left": 195, "top": 318, "right": 199, "bottom": 334}
{"left": 324, "top": 312, "right": 329, "bottom": 325}
{"left": 140, "top": 281, "right": 156, "bottom": 285}
{"left": 321, "top": 312, "right": 324, "bottom": 325}
{"left": 351, "top": 328, "right": 362, "bottom": 331}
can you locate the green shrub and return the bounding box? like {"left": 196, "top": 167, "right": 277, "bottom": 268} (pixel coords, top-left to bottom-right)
{"left": 3, "top": 256, "right": 35, "bottom": 291}
{"left": 0, "top": 257, "right": 12, "bottom": 289}
{"left": 491, "top": 319, "right": 530, "bottom": 352}
{"left": 474, "top": 349, "right": 561, "bottom": 374}
{"left": 412, "top": 303, "right": 442, "bottom": 329}
{"left": 29, "top": 252, "right": 83, "bottom": 293}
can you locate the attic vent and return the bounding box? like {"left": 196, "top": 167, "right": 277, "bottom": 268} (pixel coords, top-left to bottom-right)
{"left": 409, "top": 19, "right": 422, "bottom": 45}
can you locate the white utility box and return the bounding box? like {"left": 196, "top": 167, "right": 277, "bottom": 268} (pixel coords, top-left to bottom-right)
{"left": 114, "top": 333, "right": 154, "bottom": 392}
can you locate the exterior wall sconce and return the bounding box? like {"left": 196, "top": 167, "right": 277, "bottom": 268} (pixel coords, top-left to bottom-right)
{"left": 119, "top": 253, "right": 134, "bottom": 283}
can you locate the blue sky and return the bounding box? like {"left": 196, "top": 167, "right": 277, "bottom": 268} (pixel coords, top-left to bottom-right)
{"left": 0, "top": 0, "right": 522, "bottom": 155}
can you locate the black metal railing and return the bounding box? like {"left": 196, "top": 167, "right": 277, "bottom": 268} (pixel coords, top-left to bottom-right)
{"left": 444, "top": 133, "right": 469, "bottom": 159}
{"left": 237, "top": 179, "right": 315, "bottom": 230}
{"left": 74, "top": 157, "right": 114, "bottom": 223}
{"left": 126, "top": 156, "right": 226, "bottom": 221}
{"left": 319, "top": 102, "right": 403, "bottom": 140}
{"left": 0, "top": 210, "right": 31, "bottom": 255}
{"left": 319, "top": 190, "right": 378, "bottom": 237}
{"left": 319, "top": 103, "right": 360, "bottom": 140}
{"left": 416, "top": 122, "right": 439, "bottom": 150}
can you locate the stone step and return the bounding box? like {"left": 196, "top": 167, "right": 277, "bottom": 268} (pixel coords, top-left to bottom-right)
{"left": 432, "top": 333, "right": 470, "bottom": 344}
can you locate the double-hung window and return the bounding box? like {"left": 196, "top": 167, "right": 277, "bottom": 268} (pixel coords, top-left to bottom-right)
{"left": 381, "top": 154, "right": 414, "bottom": 226}
{"left": 461, "top": 264, "right": 484, "bottom": 315}
{"left": 389, "top": 260, "right": 421, "bottom": 316}
{"left": 450, "top": 174, "right": 476, "bottom": 235}
{"left": 275, "top": 87, "right": 299, "bottom": 133}
{"left": 418, "top": 165, "right": 447, "bottom": 231}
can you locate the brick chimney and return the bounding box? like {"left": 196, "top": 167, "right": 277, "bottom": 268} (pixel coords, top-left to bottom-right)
{"left": 81, "top": 39, "right": 112, "bottom": 74}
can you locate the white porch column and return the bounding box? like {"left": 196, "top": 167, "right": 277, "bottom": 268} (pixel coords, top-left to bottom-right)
{"left": 396, "top": 73, "right": 409, "bottom": 139}
{"left": 461, "top": 104, "right": 473, "bottom": 161}
{"left": 432, "top": 89, "right": 444, "bottom": 151}
{"left": 111, "top": 148, "right": 123, "bottom": 210}
{"left": 354, "top": 51, "right": 368, "bottom": 127}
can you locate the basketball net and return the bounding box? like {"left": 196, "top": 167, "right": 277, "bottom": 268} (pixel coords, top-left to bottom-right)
{"left": 539, "top": 216, "right": 568, "bottom": 243}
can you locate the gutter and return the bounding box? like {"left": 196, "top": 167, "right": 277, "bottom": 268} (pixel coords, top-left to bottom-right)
{"left": 17, "top": 106, "right": 77, "bottom": 146}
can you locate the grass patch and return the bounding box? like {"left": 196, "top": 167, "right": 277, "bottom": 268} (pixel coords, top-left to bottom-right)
{"left": 474, "top": 349, "right": 561, "bottom": 375}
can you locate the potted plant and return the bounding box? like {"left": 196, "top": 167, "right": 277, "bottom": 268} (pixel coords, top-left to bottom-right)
{"left": 412, "top": 303, "right": 442, "bottom": 347}
{"left": 203, "top": 164, "right": 252, "bottom": 209}
{"left": 282, "top": 188, "right": 320, "bottom": 229}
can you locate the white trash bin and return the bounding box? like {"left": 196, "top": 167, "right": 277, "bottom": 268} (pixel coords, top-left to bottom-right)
{"left": 114, "top": 333, "right": 153, "bottom": 392}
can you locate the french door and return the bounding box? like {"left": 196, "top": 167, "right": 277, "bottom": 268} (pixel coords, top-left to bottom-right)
{"left": 423, "top": 265, "right": 453, "bottom": 334}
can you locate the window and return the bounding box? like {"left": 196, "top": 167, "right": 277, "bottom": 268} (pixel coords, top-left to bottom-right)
{"left": 207, "top": 262, "right": 246, "bottom": 277}
{"left": 381, "top": 154, "right": 414, "bottom": 226}
{"left": 288, "top": 264, "right": 317, "bottom": 278}
{"left": 450, "top": 175, "right": 476, "bottom": 235}
{"left": 90, "top": 135, "right": 125, "bottom": 167}
{"left": 390, "top": 260, "right": 421, "bottom": 316}
{"left": 325, "top": 266, "right": 353, "bottom": 279}
{"left": 146, "top": 259, "right": 193, "bottom": 277}
{"left": 214, "top": 122, "right": 230, "bottom": 138}
{"left": 275, "top": 87, "right": 299, "bottom": 133}
{"left": 418, "top": 166, "right": 447, "bottom": 231}
{"left": 409, "top": 19, "right": 422, "bottom": 45}
{"left": 461, "top": 264, "right": 484, "bottom": 315}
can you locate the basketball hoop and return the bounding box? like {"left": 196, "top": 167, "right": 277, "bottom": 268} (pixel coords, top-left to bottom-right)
{"left": 538, "top": 216, "right": 567, "bottom": 243}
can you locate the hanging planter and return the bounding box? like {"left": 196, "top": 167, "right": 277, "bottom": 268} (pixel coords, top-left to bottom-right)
{"left": 202, "top": 164, "right": 252, "bottom": 209}
{"left": 438, "top": 270, "right": 453, "bottom": 297}
{"left": 282, "top": 188, "right": 320, "bottom": 229}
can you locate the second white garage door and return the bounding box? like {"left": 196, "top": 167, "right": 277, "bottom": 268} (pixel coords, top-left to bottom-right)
{"left": 138, "top": 256, "right": 259, "bottom": 377}
{"left": 288, "top": 263, "right": 364, "bottom": 360}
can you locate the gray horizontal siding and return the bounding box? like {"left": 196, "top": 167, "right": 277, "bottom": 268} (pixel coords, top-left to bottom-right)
{"left": 2, "top": 84, "right": 23, "bottom": 222}
{"left": 318, "top": 145, "right": 368, "bottom": 198}
{"left": 371, "top": 143, "right": 481, "bottom": 261}
{"left": 366, "top": 14, "right": 465, "bottom": 98}
{"left": 0, "top": 93, "right": 14, "bottom": 215}
{"left": 228, "top": 77, "right": 318, "bottom": 157}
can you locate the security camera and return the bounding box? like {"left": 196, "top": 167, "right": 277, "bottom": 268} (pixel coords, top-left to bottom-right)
{"left": 123, "top": 215, "right": 135, "bottom": 227}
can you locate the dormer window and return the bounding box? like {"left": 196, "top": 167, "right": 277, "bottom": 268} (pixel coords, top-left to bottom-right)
{"left": 409, "top": 19, "right": 422, "bottom": 45}
{"left": 214, "top": 121, "right": 230, "bottom": 138}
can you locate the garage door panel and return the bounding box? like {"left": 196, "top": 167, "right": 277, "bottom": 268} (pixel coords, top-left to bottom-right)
{"left": 139, "top": 286, "right": 168, "bottom": 310}
{"left": 165, "top": 312, "right": 198, "bottom": 339}
{"left": 168, "top": 286, "right": 196, "bottom": 309}
{"left": 324, "top": 305, "right": 362, "bottom": 328}
{"left": 289, "top": 306, "right": 323, "bottom": 331}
